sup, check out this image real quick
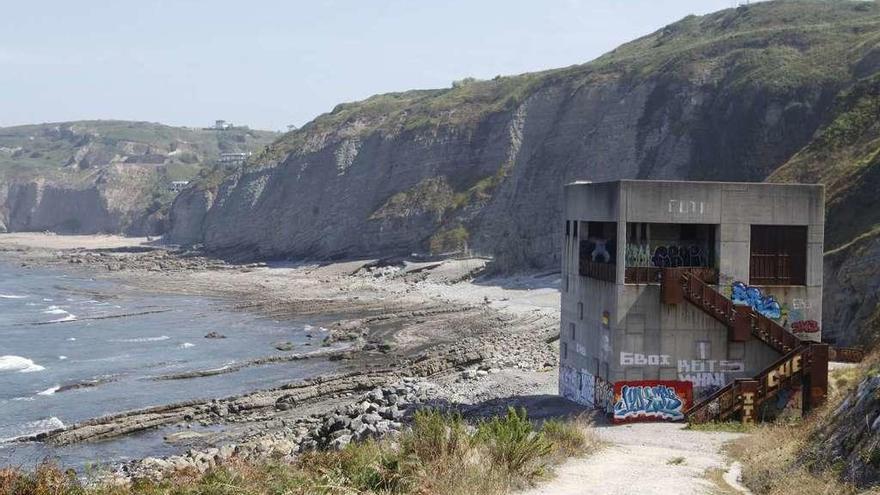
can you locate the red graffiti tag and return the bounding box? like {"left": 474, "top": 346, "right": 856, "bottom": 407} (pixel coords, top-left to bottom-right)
{"left": 791, "top": 320, "right": 819, "bottom": 333}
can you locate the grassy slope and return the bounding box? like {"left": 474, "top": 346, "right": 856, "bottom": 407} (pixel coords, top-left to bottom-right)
{"left": 0, "top": 410, "right": 601, "bottom": 495}
{"left": 730, "top": 355, "right": 879, "bottom": 494}
{"left": 0, "top": 120, "right": 278, "bottom": 183}
{"left": 771, "top": 74, "right": 880, "bottom": 250}
{"left": 257, "top": 1, "right": 880, "bottom": 164}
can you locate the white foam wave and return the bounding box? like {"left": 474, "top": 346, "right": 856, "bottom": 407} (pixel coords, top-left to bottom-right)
{"left": 179, "top": 342, "right": 195, "bottom": 349}
{"left": 0, "top": 417, "right": 65, "bottom": 442}
{"left": 38, "top": 385, "right": 60, "bottom": 396}
{"left": 0, "top": 294, "right": 27, "bottom": 299}
{"left": 58, "top": 356, "right": 68, "bottom": 360}
{"left": 111, "top": 335, "right": 170, "bottom": 343}
{"left": 66, "top": 337, "right": 76, "bottom": 341}
{"left": 43, "top": 306, "right": 69, "bottom": 315}
{"left": 48, "top": 313, "right": 77, "bottom": 323}
{"left": 0, "top": 355, "right": 45, "bottom": 373}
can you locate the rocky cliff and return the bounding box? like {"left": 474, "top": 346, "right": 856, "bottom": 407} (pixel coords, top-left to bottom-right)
{"left": 171, "top": 1, "right": 880, "bottom": 275}
{"left": 0, "top": 120, "right": 277, "bottom": 235}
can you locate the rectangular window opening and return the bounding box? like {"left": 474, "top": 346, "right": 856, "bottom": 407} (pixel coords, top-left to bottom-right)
{"left": 750, "top": 225, "right": 807, "bottom": 285}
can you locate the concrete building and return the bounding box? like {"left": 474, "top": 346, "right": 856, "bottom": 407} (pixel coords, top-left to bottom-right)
{"left": 559, "top": 180, "right": 826, "bottom": 423}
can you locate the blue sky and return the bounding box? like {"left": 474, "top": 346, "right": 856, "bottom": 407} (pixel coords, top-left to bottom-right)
{"left": 1, "top": 1, "right": 742, "bottom": 131}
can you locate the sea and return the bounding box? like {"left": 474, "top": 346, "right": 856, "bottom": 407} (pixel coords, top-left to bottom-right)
{"left": 0, "top": 260, "right": 335, "bottom": 470}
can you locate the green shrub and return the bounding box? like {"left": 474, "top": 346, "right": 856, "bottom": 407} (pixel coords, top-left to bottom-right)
{"left": 402, "top": 409, "right": 470, "bottom": 461}
{"left": 476, "top": 407, "right": 551, "bottom": 477}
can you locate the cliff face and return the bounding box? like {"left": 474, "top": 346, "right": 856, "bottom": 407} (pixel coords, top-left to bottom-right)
{"left": 771, "top": 73, "right": 880, "bottom": 346}
{"left": 0, "top": 120, "right": 277, "bottom": 237}
{"left": 175, "top": 1, "right": 876, "bottom": 270}
{"left": 1, "top": 166, "right": 166, "bottom": 236}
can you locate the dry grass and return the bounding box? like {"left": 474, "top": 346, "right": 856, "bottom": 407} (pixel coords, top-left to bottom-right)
{"left": 0, "top": 408, "right": 602, "bottom": 495}
{"left": 728, "top": 359, "right": 877, "bottom": 495}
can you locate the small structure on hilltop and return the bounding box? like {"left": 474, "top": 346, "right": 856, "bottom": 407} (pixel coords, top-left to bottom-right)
{"left": 559, "top": 180, "right": 829, "bottom": 424}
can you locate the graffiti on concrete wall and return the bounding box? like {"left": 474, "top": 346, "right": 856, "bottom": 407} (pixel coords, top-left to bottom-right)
{"left": 625, "top": 243, "right": 709, "bottom": 268}
{"left": 559, "top": 365, "right": 596, "bottom": 407}
{"left": 583, "top": 238, "right": 613, "bottom": 263}
{"left": 620, "top": 352, "right": 672, "bottom": 366}
{"left": 595, "top": 377, "right": 614, "bottom": 414}
{"left": 677, "top": 359, "right": 744, "bottom": 389}
{"left": 791, "top": 320, "right": 819, "bottom": 334}
{"left": 612, "top": 381, "right": 693, "bottom": 423}
{"left": 787, "top": 298, "right": 819, "bottom": 335}
{"left": 732, "top": 282, "right": 781, "bottom": 319}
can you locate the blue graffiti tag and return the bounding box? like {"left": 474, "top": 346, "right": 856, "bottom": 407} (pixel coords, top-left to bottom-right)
{"left": 613, "top": 385, "right": 684, "bottom": 420}
{"left": 731, "top": 281, "right": 781, "bottom": 320}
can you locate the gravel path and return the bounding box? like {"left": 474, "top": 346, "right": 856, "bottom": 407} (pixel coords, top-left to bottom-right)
{"left": 521, "top": 423, "right": 747, "bottom": 495}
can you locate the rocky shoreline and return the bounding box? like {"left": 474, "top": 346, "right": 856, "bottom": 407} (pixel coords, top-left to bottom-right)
{"left": 0, "top": 234, "right": 564, "bottom": 480}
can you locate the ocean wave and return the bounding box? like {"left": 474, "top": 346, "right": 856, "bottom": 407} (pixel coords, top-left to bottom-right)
{"left": 0, "top": 356, "right": 45, "bottom": 373}
{"left": 179, "top": 342, "right": 195, "bottom": 349}
{"left": 38, "top": 385, "right": 60, "bottom": 396}
{"left": 47, "top": 314, "right": 77, "bottom": 323}
{"left": 0, "top": 417, "right": 65, "bottom": 443}
{"left": 43, "top": 306, "right": 69, "bottom": 315}
{"left": 0, "top": 294, "right": 27, "bottom": 299}
{"left": 110, "top": 335, "right": 170, "bottom": 343}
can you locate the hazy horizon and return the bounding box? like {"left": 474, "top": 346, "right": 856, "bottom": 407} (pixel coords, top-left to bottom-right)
{"left": 2, "top": 1, "right": 745, "bottom": 131}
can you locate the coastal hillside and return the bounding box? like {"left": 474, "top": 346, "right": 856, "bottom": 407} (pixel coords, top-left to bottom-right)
{"left": 0, "top": 121, "right": 277, "bottom": 235}
{"left": 170, "top": 1, "right": 880, "bottom": 267}
{"left": 770, "top": 74, "right": 880, "bottom": 346}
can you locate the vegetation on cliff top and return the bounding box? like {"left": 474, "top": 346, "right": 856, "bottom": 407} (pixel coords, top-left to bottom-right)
{"left": 257, "top": 0, "right": 880, "bottom": 167}
{"left": 0, "top": 409, "right": 600, "bottom": 495}
{"left": 0, "top": 120, "right": 277, "bottom": 183}
{"left": 772, "top": 73, "right": 880, "bottom": 250}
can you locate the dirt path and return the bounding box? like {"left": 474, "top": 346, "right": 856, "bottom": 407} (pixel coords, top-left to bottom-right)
{"left": 522, "top": 423, "right": 747, "bottom": 495}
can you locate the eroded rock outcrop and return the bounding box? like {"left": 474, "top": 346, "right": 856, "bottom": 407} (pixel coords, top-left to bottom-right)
{"left": 170, "top": 2, "right": 877, "bottom": 272}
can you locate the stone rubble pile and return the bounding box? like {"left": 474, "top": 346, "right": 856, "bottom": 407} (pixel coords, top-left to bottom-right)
{"left": 125, "top": 379, "right": 438, "bottom": 481}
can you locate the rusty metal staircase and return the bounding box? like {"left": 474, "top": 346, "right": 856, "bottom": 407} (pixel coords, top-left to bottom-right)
{"left": 660, "top": 269, "right": 828, "bottom": 424}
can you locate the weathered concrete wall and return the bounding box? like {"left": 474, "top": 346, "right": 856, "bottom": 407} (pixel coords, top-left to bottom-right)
{"left": 560, "top": 180, "right": 825, "bottom": 403}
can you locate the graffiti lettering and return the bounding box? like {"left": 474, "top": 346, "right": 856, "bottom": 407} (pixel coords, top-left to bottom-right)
{"left": 560, "top": 365, "right": 595, "bottom": 406}
{"left": 732, "top": 282, "right": 781, "bottom": 320}
{"left": 678, "top": 360, "right": 743, "bottom": 392}
{"left": 620, "top": 352, "right": 671, "bottom": 366}
{"left": 677, "top": 360, "right": 744, "bottom": 373}
{"left": 594, "top": 377, "right": 614, "bottom": 415}
{"left": 625, "top": 243, "right": 709, "bottom": 268}
{"left": 679, "top": 372, "right": 725, "bottom": 387}
{"left": 791, "top": 320, "right": 819, "bottom": 333}
{"left": 766, "top": 355, "right": 802, "bottom": 389}
{"left": 613, "top": 381, "right": 692, "bottom": 422}
{"left": 742, "top": 392, "right": 756, "bottom": 424}
{"left": 792, "top": 298, "right": 812, "bottom": 310}
{"left": 668, "top": 200, "right": 705, "bottom": 215}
